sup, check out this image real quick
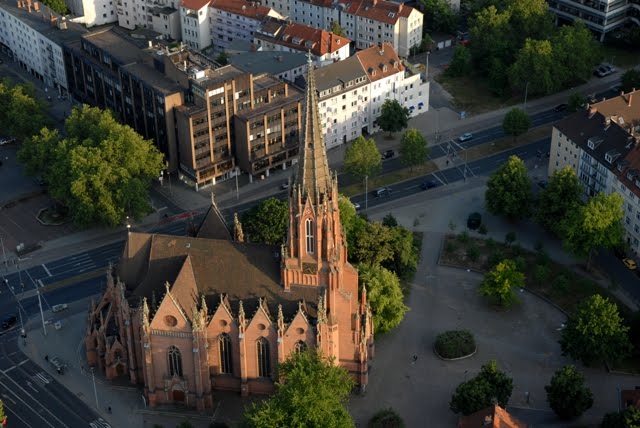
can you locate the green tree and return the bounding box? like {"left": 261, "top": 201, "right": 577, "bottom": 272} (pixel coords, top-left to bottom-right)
{"left": 420, "top": 0, "right": 458, "bottom": 33}
{"left": 446, "top": 45, "right": 473, "bottom": 77}
{"left": 567, "top": 92, "right": 587, "bottom": 112}
{"left": 536, "top": 166, "right": 583, "bottom": 237}
{"left": 377, "top": 99, "right": 409, "bottom": 136}
{"left": 621, "top": 69, "right": 640, "bottom": 93}
{"left": 243, "top": 351, "right": 354, "bottom": 428}
{"left": 502, "top": 108, "right": 531, "bottom": 141}
{"left": 601, "top": 406, "right": 640, "bottom": 428}
{"left": 504, "top": 0, "right": 555, "bottom": 44}
{"left": 241, "top": 197, "right": 288, "bottom": 245}
{"left": 479, "top": 259, "right": 524, "bottom": 308}
{"left": 564, "top": 192, "right": 624, "bottom": 269}
{"left": 41, "top": 0, "right": 68, "bottom": 14}
{"left": 343, "top": 136, "right": 381, "bottom": 180}
{"left": 0, "top": 79, "right": 49, "bottom": 141}
{"left": 485, "top": 155, "right": 532, "bottom": 220}
{"left": 383, "top": 225, "right": 419, "bottom": 281}
{"left": 215, "top": 51, "right": 229, "bottom": 66}
{"left": 509, "top": 38, "right": 558, "bottom": 96}
{"left": 551, "top": 21, "right": 601, "bottom": 87}
{"left": 468, "top": 6, "right": 514, "bottom": 76}
{"left": 450, "top": 360, "right": 513, "bottom": 415}
{"left": 399, "top": 129, "right": 428, "bottom": 172}
{"left": 358, "top": 263, "right": 408, "bottom": 333}
{"left": 330, "top": 21, "right": 346, "bottom": 37}
{"left": 559, "top": 294, "right": 632, "bottom": 366}
{"left": 545, "top": 365, "right": 593, "bottom": 420}
{"left": 349, "top": 221, "right": 396, "bottom": 266}
{"left": 338, "top": 194, "right": 358, "bottom": 239}
{"left": 369, "top": 408, "right": 405, "bottom": 428}
{"left": 0, "top": 399, "right": 5, "bottom": 426}
{"left": 17, "top": 127, "right": 61, "bottom": 179}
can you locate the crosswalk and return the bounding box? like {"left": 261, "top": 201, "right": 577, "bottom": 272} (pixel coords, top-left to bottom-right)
{"left": 89, "top": 418, "right": 112, "bottom": 428}
{"left": 32, "top": 371, "right": 52, "bottom": 385}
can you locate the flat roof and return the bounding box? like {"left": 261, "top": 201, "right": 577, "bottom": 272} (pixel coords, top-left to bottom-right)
{"left": 82, "top": 27, "right": 148, "bottom": 66}
{"left": 230, "top": 51, "right": 307, "bottom": 76}
{"left": 193, "top": 65, "right": 246, "bottom": 88}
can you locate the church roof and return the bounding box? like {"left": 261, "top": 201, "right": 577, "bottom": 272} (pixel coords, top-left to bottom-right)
{"left": 119, "top": 232, "right": 320, "bottom": 319}
{"left": 195, "top": 202, "right": 232, "bottom": 240}
{"left": 295, "top": 54, "right": 332, "bottom": 204}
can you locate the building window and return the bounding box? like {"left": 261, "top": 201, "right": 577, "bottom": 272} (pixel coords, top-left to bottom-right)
{"left": 167, "top": 346, "right": 182, "bottom": 377}
{"left": 256, "top": 338, "right": 271, "bottom": 377}
{"left": 219, "top": 333, "right": 232, "bottom": 374}
{"left": 305, "top": 218, "right": 314, "bottom": 254}
{"left": 294, "top": 341, "right": 307, "bottom": 353}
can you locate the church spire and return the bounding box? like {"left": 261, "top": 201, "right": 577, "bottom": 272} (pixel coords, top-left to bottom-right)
{"left": 295, "top": 51, "right": 332, "bottom": 204}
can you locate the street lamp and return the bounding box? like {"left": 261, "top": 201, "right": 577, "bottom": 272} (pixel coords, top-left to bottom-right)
{"left": 523, "top": 81, "right": 530, "bottom": 112}
{"left": 364, "top": 175, "right": 368, "bottom": 211}
{"left": 425, "top": 50, "right": 430, "bottom": 81}
{"left": 90, "top": 366, "right": 99, "bottom": 409}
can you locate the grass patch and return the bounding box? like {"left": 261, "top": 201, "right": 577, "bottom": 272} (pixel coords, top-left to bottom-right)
{"left": 436, "top": 74, "right": 520, "bottom": 114}
{"left": 340, "top": 161, "right": 438, "bottom": 197}
{"left": 464, "top": 126, "right": 552, "bottom": 162}
{"left": 440, "top": 233, "right": 628, "bottom": 314}
{"left": 601, "top": 45, "right": 640, "bottom": 68}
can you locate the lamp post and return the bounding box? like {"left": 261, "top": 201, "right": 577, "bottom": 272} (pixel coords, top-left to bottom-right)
{"left": 364, "top": 175, "right": 368, "bottom": 211}
{"left": 426, "top": 50, "right": 430, "bottom": 81}
{"left": 523, "top": 81, "right": 530, "bottom": 112}
{"left": 235, "top": 167, "right": 240, "bottom": 200}
{"left": 90, "top": 366, "right": 99, "bottom": 410}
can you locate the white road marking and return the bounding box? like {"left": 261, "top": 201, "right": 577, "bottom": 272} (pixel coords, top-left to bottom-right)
{"left": 0, "top": 376, "right": 63, "bottom": 428}
{"left": 18, "top": 358, "right": 28, "bottom": 366}
{"left": 26, "top": 380, "right": 38, "bottom": 393}
{"left": 34, "top": 372, "right": 50, "bottom": 385}
{"left": 433, "top": 173, "right": 447, "bottom": 185}
{"left": 3, "top": 365, "right": 15, "bottom": 374}
{"left": 41, "top": 264, "right": 52, "bottom": 277}
{"left": 1, "top": 393, "right": 16, "bottom": 404}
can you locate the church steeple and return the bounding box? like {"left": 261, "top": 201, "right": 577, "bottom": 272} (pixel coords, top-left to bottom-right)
{"left": 295, "top": 52, "right": 332, "bottom": 204}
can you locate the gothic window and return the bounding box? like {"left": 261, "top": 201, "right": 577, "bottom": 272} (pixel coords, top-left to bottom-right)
{"left": 305, "top": 218, "right": 314, "bottom": 254}
{"left": 256, "top": 338, "right": 271, "bottom": 377}
{"left": 219, "top": 333, "right": 232, "bottom": 374}
{"left": 294, "top": 341, "right": 307, "bottom": 353}
{"left": 167, "top": 346, "right": 182, "bottom": 377}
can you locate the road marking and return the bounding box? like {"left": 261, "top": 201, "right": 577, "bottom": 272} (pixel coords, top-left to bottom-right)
{"left": 0, "top": 376, "right": 63, "bottom": 428}
{"left": 3, "top": 365, "right": 15, "bottom": 374}
{"left": 1, "top": 393, "right": 16, "bottom": 404}
{"left": 41, "top": 264, "right": 52, "bottom": 277}
{"left": 433, "top": 173, "right": 447, "bottom": 186}
{"left": 18, "top": 358, "right": 28, "bottom": 366}
{"left": 34, "top": 372, "right": 50, "bottom": 385}
{"left": 90, "top": 418, "right": 112, "bottom": 428}
{"left": 25, "top": 380, "right": 38, "bottom": 393}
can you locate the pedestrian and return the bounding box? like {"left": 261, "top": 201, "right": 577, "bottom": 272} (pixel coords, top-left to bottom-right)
{"left": 412, "top": 354, "right": 418, "bottom": 362}
{"left": 107, "top": 406, "right": 112, "bottom": 414}
{"left": 446, "top": 160, "right": 449, "bottom": 166}
{"left": 44, "top": 354, "right": 48, "bottom": 361}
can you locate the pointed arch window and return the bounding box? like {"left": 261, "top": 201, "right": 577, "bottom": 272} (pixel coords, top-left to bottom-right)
{"left": 294, "top": 340, "right": 307, "bottom": 353}
{"left": 305, "top": 218, "right": 315, "bottom": 254}
{"left": 219, "top": 333, "right": 232, "bottom": 375}
{"left": 167, "top": 346, "right": 182, "bottom": 377}
{"left": 256, "top": 338, "right": 271, "bottom": 377}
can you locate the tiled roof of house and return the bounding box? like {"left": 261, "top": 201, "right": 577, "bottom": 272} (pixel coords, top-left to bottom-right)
{"left": 209, "top": 0, "right": 274, "bottom": 20}
{"left": 181, "top": 0, "right": 210, "bottom": 11}
{"left": 255, "top": 19, "right": 351, "bottom": 56}
{"left": 348, "top": 0, "right": 415, "bottom": 25}
{"left": 312, "top": 55, "right": 367, "bottom": 94}
{"left": 355, "top": 42, "right": 404, "bottom": 82}
{"left": 457, "top": 405, "right": 527, "bottom": 428}
{"left": 622, "top": 389, "right": 640, "bottom": 408}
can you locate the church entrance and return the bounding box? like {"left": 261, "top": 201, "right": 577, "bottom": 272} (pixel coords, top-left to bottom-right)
{"left": 172, "top": 389, "right": 185, "bottom": 402}
{"left": 116, "top": 364, "right": 125, "bottom": 376}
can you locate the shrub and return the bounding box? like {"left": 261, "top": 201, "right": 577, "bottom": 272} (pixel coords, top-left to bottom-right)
{"left": 445, "top": 241, "right": 458, "bottom": 253}
{"left": 486, "top": 250, "right": 505, "bottom": 269}
{"left": 513, "top": 256, "right": 526, "bottom": 272}
{"left": 485, "top": 237, "right": 496, "bottom": 250}
{"left": 536, "top": 250, "right": 550, "bottom": 266}
{"left": 478, "top": 224, "right": 488, "bottom": 235}
{"left": 534, "top": 240, "right": 544, "bottom": 253}
{"left": 553, "top": 274, "right": 570, "bottom": 294}
{"left": 533, "top": 264, "right": 550, "bottom": 284}
{"left": 505, "top": 231, "right": 517, "bottom": 245}
{"left": 434, "top": 330, "right": 476, "bottom": 359}
{"left": 368, "top": 408, "right": 405, "bottom": 428}
{"left": 466, "top": 245, "right": 480, "bottom": 262}
{"left": 510, "top": 244, "right": 523, "bottom": 257}
{"left": 457, "top": 231, "right": 470, "bottom": 244}
{"left": 382, "top": 213, "right": 398, "bottom": 227}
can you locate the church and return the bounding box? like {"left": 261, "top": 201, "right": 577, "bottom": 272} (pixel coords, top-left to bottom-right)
{"left": 84, "top": 57, "right": 375, "bottom": 410}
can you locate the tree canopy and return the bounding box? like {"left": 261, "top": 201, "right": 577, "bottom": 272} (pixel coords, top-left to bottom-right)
{"left": 536, "top": 166, "right": 583, "bottom": 238}
{"left": 377, "top": 100, "right": 409, "bottom": 135}
{"left": 241, "top": 197, "right": 289, "bottom": 245}
{"left": 330, "top": 21, "right": 346, "bottom": 37}
{"left": 509, "top": 38, "right": 558, "bottom": 96}
{"left": 567, "top": 92, "right": 586, "bottom": 112}
{"left": 343, "top": 136, "right": 382, "bottom": 180}
{"left": 450, "top": 360, "right": 513, "bottom": 415}
{"left": 0, "top": 79, "right": 50, "bottom": 141}
{"left": 559, "top": 294, "right": 632, "bottom": 366}
{"left": 18, "top": 105, "right": 164, "bottom": 227}
{"left": 485, "top": 155, "right": 532, "bottom": 219}
{"left": 41, "top": 0, "right": 68, "bottom": 14}
{"left": 215, "top": 51, "right": 229, "bottom": 66}
{"left": 502, "top": 108, "right": 531, "bottom": 141}
{"left": 545, "top": 365, "right": 593, "bottom": 420}
{"left": 399, "top": 129, "right": 429, "bottom": 171}
{"left": 447, "top": 45, "right": 473, "bottom": 77}
{"left": 601, "top": 405, "right": 640, "bottom": 428}
{"left": 420, "top": 0, "right": 458, "bottom": 33}
{"left": 621, "top": 69, "right": 640, "bottom": 93}
{"left": 564, "top": 192, "right": 624, "bottom": 269}
{"left": 479, "top": 259, "right": 524, "bottom": 308}
{"left": 358, "top": 263, "right": 408, "bottom": 333}
{"left": 242, "top": 351, "right": 354, "bottom": 428}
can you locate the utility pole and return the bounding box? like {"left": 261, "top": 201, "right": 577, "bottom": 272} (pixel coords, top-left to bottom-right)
{"left": 90, "top": 366, "right": 99, "bottom": 410}
{"left": 235, "top": 167, "right": 240, "bottom": 200}
{"left": 0, "top": 236, "right": 7, "bottom": 271}
{"left": 523, "top": 81, "right": 529, "bottom": 112}
{"left": 37, "top": 279, "right": 47, "bottom": 336}
{"left": 365, "top": 175, "right": 368, "bottom": 211}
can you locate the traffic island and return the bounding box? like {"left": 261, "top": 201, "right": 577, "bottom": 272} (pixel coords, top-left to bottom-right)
{"left": 433, "top": 330, "right": 477, "bottom": 361}
{"left": 37, "top": 205, "right": 70, "bottom": 226}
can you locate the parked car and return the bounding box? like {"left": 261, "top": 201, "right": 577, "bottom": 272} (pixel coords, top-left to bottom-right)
{"left": 623, "top": 258, "right": 637, "bottom": 270}
{"left": 467, "top": 212, "right": 482, "bottom": 230}
{"left": 381, "top": 149, "right": 395, "bottom": 160}
{"left": 373, "top": 187, "right": 392, "bottom": 198}
{"left": 458, "top": 133, "right": 473, "bottom": 142}
{"left": 49, "top": 356, "right": 66, "bottom": 374}
{"left": 280, "top": 181, "right": 290, "bottom": 190}
{"left": 0, "top": 137, "right": 15, "bottom": 146}
{"left": 52, "top": 303, "right": 68, "bottom": 313}
{"left": 1, "top": 314, "right": 17, "bottom": 330}
{"left": 553, "top": 104, "right": 567, "bottom": 112}
{"left": 352, "top": 201, "right": 361, "bottom": 210}
{"left": 420, "top": 179, "right": 438, "bottom": 190}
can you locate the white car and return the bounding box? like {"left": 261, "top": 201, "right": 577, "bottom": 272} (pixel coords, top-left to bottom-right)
{"left": 458, "top": 133, "right": 473, "bottom": 142}
{"left": 0, "top": 137, "right": 16, "bottom": 146}
{"left": 352, "top": 201, "right": 361, "bottom": 210}
{"left": 52, "top": 303, "right": 68, "bottom": 313}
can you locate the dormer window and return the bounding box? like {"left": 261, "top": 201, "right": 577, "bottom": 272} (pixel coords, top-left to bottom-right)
{"left": 587, "top": 137, "right": 603, "bottom": 150}
{"left": 604, "top": 150, "right": 620, "bottom": 164}
{"left": 305, "top": 218, "right": 314, "bottom": 254}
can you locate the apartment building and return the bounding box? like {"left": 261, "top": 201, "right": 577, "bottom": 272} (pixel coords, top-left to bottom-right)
{"left": 209, "top": 0, "right": 284, "bottom": 53}
{"left": 0, "top": 0, "right": 87, "bottom": 94}
{"left": 313, "top": 42, "right": 428, "bottom": 148}
{"left": 180, "top": 0, "right": 210, "bottom": 50}
{"left": 253, "top": 17, "right": 351, "bottom": 66}
{"left": 548, "top": 0, "right": 639, "bottom": 41}
{"left": 117, "top": 0, "right": 181, "bottom": 38}
{"left": 263, "top": 0, "right": 423, "bottom": 57}
{"left": 229, "top": 50, "right": 307, "bottom": 81}
{"left": 549, "top": 89, "right": 640, "bottom": 252}
{"left": 67, "top": 0, "right": 117, "bottom": 26}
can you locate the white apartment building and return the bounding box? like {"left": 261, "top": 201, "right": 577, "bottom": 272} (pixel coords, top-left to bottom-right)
{"left": 117, "top": 0, "right": 181, "bottom": 37}
{"left": 67, "top": 0, "right": 117, "bottom": 26}
{"left": 209, "top": 0, "right": 284, "bottom": 53}
{"left": 549, "top": 90, "right": 640, "bottom": 253}
{"left": 180, "top": 0, "right": 210, "bottom": 50}
{"left": 314, "top": 42, "right": 428, "bottom": 148}
{"left": 254, "top": 17, "right": 351, "bottom": 66}
{"left": 0, "top": 0, "right": 87, "bottom": 94}
{"left": 548, "top": 0, "right": 639, "bottom": 41}
{"left": 262, "top": 0, "right": 423, "bottom": 57}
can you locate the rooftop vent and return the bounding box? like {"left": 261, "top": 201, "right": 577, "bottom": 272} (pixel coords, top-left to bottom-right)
{"left": 292, "top": 37, "right": 303, "bottom": 45}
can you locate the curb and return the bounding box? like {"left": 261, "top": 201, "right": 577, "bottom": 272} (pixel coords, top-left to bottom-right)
{"left": 433, "top": 345, "right": 477, "bottom": 361}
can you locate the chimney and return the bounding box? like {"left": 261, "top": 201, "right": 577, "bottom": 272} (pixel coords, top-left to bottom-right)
{"left": 148, "top": 40, "right": 153, "bottom": 48}
{"left": 33, "top": 1, "right": 39, "bottom": 11}
{"left": 483, "top": 415, "right": 493, "bottom": 426}
{"left": 588, "top": 105, "right": 597, "bottom": 118}
{"left": 398, "top": 3, "right": 403, "bottom": 11}
{"left": 27, "top": 0, "right": 31, "bottom": 13}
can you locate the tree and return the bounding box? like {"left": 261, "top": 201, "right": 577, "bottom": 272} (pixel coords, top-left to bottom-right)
{"left": 0, "top": 79, "right": 50, "bottom": 141}
{"left": 447, "top": 45, "right": 473, "bottom": 77}
{"left": 567, "top": 92, "right": 586, "bottom": 112}
{"left": 377, "top": 100, "right": 409, "bottom": 136}
{"left": 545, "top": 365, "right": 593, "bottom": 420}
{"left": 559, "top": 294, "right": 632, "bottom": 366}
{"left": 369, "top": 408, "right": 405, "bottom": 428}
{"left": 358, "top": 263, "right": 408, "bottom": 333}
{"left": 509, "top": 38, "right": 558, "bottom": 96}
{"left": 502, "top": 108, "right": 531, "bottom": 141}
{"left": 343, "top": 136, "right": 381, "bottom": 180}
{"left": 399, "top": 129, "right": 428, "bottom": 171}
{"left": 564, "top": 192, "right": 624, "bottom": 270}
{"left": 601, "top": 406, "right": 640, "bottom": 428}
{"left": 243, "top": 351, "right": 354, "bottom": 428}
{"left": 338, "top": 194, "right": 358, "bottom": 239}
{"left": 330, "top": 21, "right": 346, "bottom": 37}
{"left": 621, "top": 69, "right": 640, "bottom": 93}
{"left": 41, "top": 0, "right": 68, "bottom": 14}
{"left": 420, "top": 0, "right": 458, "bottom": 33}
{"left": 536, "top": 166, "right": 583, "bottom": 237}
{"left": 383, "top": 225, "right": 419, "bottom": 281}
{"left": 215, "top": 51, "right": 229, "bottom": 66}
{"left": 551, "top": 21, "right": 601, "bottom": 87}
{"left": 241, "top": 197, "right": 288, "bottom": 245}
{"left": 18, "top": 105, "right": 164, "bottom": 227}
{"left": 485, "top": 155, "right": 532, "bottom": 220}
{"left": 479, "top": 259, "right": 524, "bottom": 308}
{"left": 349, "top": 220, "right": 396, "bottom": 266}
{"left": 450, "top": 360, "right": 513, "bottom": 415}
{"left": 0, "top": 399, "right": 5, "bottom": 426}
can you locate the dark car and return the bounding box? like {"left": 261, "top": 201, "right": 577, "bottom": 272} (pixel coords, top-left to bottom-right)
{"left": 381, "top": 150, "right": 395, "bottom": 160}
{"left": 420, "top": 179, "right": 438, "bottom": 190}
{"left": 373, "top": 187, "right": 392, "bottom": 198}
{"left": 537, "top": 180, "right": 548, "bottom": 189}
{"left": 1, "top": 314, "right": 17, "bottom": 330}
{"left": 553, "top": 104, "right": 567, "bottom": 112}
{"left": 467, "top": 212, "right": 482, "bottom": 230}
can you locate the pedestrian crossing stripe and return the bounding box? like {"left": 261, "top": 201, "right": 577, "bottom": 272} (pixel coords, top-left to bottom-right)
{"left": 89, "top": 418, "right": 111, "bottom": 428}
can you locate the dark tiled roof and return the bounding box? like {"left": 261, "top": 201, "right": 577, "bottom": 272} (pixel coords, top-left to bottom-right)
{"left": 313, "top": 55, "right": 367, "bottom": 94}
{"left": 196, "top": 204, "right": 232, "bottom": 240}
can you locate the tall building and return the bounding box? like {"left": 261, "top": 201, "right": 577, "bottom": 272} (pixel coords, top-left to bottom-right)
{"left": 548, "top": 0, "right": 639, "bottom": 41}
{"left": 66, "top": 0, "right": 118, "bottom": 27}
{"left": 548, "top": 89, "right": 640, "bottom": 252}
{"left": 84, "top": 56, "right": 374, "bottom": 408}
